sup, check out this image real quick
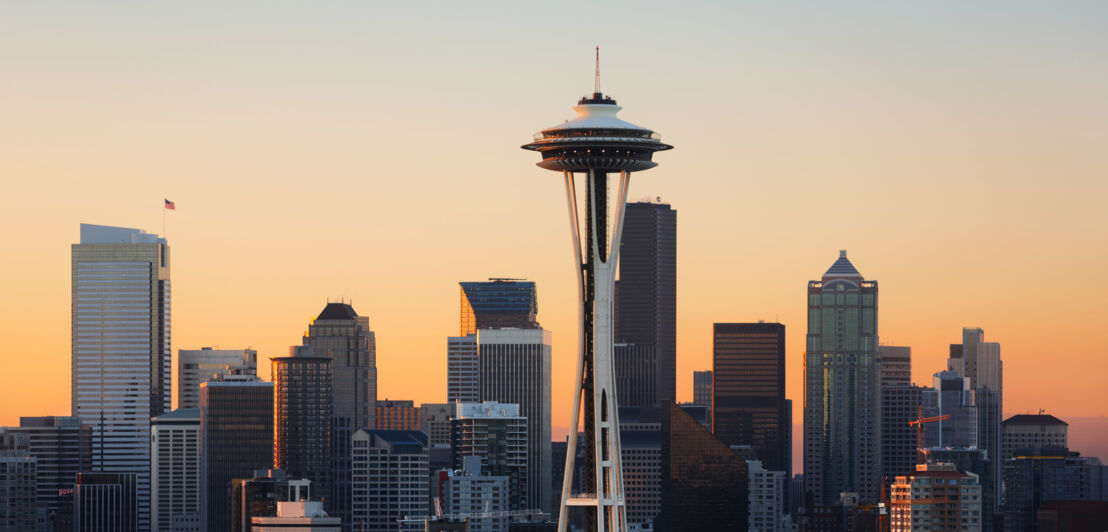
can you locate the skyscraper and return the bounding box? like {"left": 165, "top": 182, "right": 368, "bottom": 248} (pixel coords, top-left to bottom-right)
{"left": 301, "top": 302, "right": 377, "bottom": 528}
{"left": 692, "top": 371, "right": 712, "bottom": 406}
{"left": 521, "top": 53, "right": 673, "bottom": 532}
{"left": 441, "top": 457, "right": 511, "bottom": 532}
{"left": 804, "top": 250, "right": 882, "bottom": 504}
{"left": 446, "top": 335, "right": 480, "bottom": 403}
{"left": 272, "top": 346, "right": 332, "bottom": 502}
{"left": 151, "top": 408, "right": 201, "bottom": 532}
{"left": 613, "top": 343, "right": 657, "bottom": 409}
{"left": 615, "top": 201, "right": 677, "bottom": 407}
{"left": 200, "top": 373, "right": 274, "bottom": 531}
{"left": 878, "top": 346, "right": 924, "bottom": 489}
{"left": 72, "top": 223, "right": 170, "bottom": 530}
{"left": 459, "top": 279, "right": 539, "bottom": 336}
{"left": 948, "top": 327, "right": 1002, "bottom": 525}
{"left": 0, "top": 434, "right": 36, "bottom": 531}
{"left": 922, "top": 370, "right": 978, "bottom": 449}
{"left": 712, "top": 322, "right": 789, "bottom": 479}
{"left": 178, "top": 347, "right": 257, "bottom": 410}
{"left": 350, "top": 430, "right": 429, "bottom": 532}
{"left": 478, "top": 328, "right": 552, "bottom": 515}
{"left": 450, "top": 402, "right": 528, "bottom": 510}
{"left": 1, "top": 416, "right": 91, "bottom": 531}
{"left": 74, "top": 472, "right": 137, "bottom": 532}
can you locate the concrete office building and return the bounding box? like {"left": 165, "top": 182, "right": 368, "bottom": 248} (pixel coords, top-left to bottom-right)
{"left": 442, "top": 456, "right": 510, "bottom": 532}
{"left": 377, "top": 400, "right": 421, "bottom": 431}
{"left": 747, "top": 460, "right": 785, "bottom": 532}
{"left": 74, "top": 472, "right": 137, "bottom": 532}
{"left": 713, "top": 322, "right": 788, "bottom": 478}
{"left": 620, "top": 430, "right": 661, "bottom": 527}
{"left": 72, "top": 223, "right": 171, "bottom": 530}
{"left": 948, "top": 327, "right": 1002, "bottom": 528}
{"left": 350, "top": 430, "right": 428, "bottom": 532}
{"left": 451, "top": 402, "right": 528, "bottom": 511}
{"left": 201, "top": 373, "right": 274, "bottom": 532}
{"left": 447, "top": 335, "right": 480, "bottom": 403}
{"left": 272, "top": 347, "right": 332, "bottom": 503}
{"left": 420, "top": 403, "right": 457, "bottom": 449}
{"left": 889, "top": 463, "right": 982, "bottom": 532}
{"left": 178, "top": 347, "right": 257, "bottom": 409}
{"left": 804, "top": 251, "right": 882, "bottom": 504}
{"left": 1, "top": 416, "right": 91, "bottom": 530}
{"left": 477, "top": 328, "right": 552, "bottom": 514}
{"left": 151, "top": 408, "right": 201, "bottom": 532}
{"left": 1002, "top": 414, "right": 1067, "bottom": 462}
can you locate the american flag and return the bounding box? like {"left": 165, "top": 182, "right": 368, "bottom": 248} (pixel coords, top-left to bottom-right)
{"left": 164, "top": 199, "right": 175, "bottom": 210}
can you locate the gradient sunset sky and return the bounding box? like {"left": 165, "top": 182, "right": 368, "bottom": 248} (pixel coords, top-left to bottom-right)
{"left": 2, "top": 2, "right": 1106, "bottom": 441}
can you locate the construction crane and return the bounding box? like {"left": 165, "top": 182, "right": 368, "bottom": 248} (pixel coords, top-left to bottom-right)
{"left": 908, "top": 406, "right": 950, "bottom": 465}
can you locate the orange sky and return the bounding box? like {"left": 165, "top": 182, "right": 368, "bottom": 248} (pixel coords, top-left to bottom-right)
{"left": 2, "top": 3, "right": 1106, "bottom": 438}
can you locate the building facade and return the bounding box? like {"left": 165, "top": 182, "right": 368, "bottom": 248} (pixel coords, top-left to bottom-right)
{"left": 151, "top": 408, "right": 201, "bottom": 532}
{"left": 613, "top": 343, "right": 658, "bottom": 410}
{"left": 615, "top": 201, "right": 677, "bottom": 405}
{"left": 420, "top": 403, "right": 457, "bottom": 449}
{"left": 447, "top": 335, "right": 480, "bottom": 403}
{"left": 1002, "top": 414, "right": 1068, "bottom": 462}
{"left": 232, "top": 469, "right": 311, "bottom": 532}
{"left": 2, "top": 416, "right": 91, "bottom": 530}
{"left": 451, "top": 402, "right": 528, "bottom": 511}
{"left": 692, "top": 370, "right": 712, "bottom": 406}
{"left": 350, "top": 430, "right": 429, "bottom": 532}
{"left": 442, "top": 457, "right": 510, "bottom": 532}
{"left": 74, "top": 472, "right": 137, "bottom": 532}
{"left": 0, "top": 444, "right": 36, "bottom": 531}
{"left": 200, "top": 373, "right": 274, "bottom": 532}
{"left": 889, "top": 463, "right": 982, "bottom": 532}
{"left": 459, "top": 280, "right": 539, "bottom": 336}
{"left": 922, "top": 370, "right": 978, "bottom": 449}
{"left": 377, "top": 400, "right": 421, "bottom": 431}
{"left": 72, "top": 223, "right": 171, "bottom": 530}
{"left": 948, "top": 327, "right": 1002, "bottom": 526}
{"left": 804, "top": 250, "right": 882, "bottom": 504}
{"left": 272, "top": 347, "right": 332, "bottom": 502}
{"left": 747, "top": 460, "right": 786, "bottom": 532}
{"left": 477, "top": 328, "right": 552, "bottom": 514}
{"left": 177, "top": 347, "right": 257, "bottom": 410}
{"left": 713, "top": 322, "right": 788, "bottom": 479}
{"left": 878, "top": 345, "right": 924, "bottom": 489}
{"left": 1003, "top": 449, "right": 1105, "bottom": 532}
{"left": 620, "top": 430, "right": 661, "bottom": 527}
{"left": 251, "top": 501, "right": 341, "bottom": 532}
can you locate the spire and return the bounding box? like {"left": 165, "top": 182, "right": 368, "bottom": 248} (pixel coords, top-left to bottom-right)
{"left": 594, "top": 45, "right": 601, "bottom": 95}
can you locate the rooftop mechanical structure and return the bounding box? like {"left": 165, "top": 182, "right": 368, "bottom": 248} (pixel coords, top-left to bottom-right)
{"left": 521, "top": 49, "right": 672, "bottom": 532}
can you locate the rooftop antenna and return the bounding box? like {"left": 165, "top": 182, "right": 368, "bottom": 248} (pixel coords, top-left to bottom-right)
{"left": 594, "top": 45, "right": 601, "bottom": 95}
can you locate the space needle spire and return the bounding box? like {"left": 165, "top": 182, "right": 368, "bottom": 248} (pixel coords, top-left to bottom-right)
{"left": 522, "top": 53, "right": 672, "bottom": 532}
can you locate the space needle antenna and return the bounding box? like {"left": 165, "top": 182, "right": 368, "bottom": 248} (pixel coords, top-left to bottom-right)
{"left": 594, "top": 46, "right": 601, "bottom": 94}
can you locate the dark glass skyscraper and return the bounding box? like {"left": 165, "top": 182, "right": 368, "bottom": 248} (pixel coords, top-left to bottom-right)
{"left": 272, "top": 346, "right": 332, "bottom": 504}
{"left": 657, "top": 401, "right": 748, "bottom": 531}
{"left": 712, "top": 322, "right": 788, "bottom": 480}
{"left": 459, "top": 279, "right": 539, "bottom": 336}
{"left": 804, "top": 251, "right": 882, "bottom": 505}
{"left": 615, "top": 201, "right": 676, "bottom": 406}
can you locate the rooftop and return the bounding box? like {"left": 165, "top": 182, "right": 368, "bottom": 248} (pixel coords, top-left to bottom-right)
{"left": 1003, "top": 414, "right": 1067, "bottom": 426}
{"left": 823, "top": 250, "right": 862, "bottom": 279}
{"left": 316, "top": 302, "right": 359, "bottom": 321}
{"left": 79, "top": 223, "right": 166, "bottom": 245}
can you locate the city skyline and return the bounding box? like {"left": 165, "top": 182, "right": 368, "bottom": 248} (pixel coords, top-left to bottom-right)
{"left": 2, "top": 1, "right": 1107, "bottom": 462}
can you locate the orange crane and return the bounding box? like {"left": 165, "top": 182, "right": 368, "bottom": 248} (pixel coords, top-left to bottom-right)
{"left": 908, "top": 406, "right": 950, "bottom": 464}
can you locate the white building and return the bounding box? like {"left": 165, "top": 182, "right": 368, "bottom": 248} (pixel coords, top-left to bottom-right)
{"left": 477, "top": 328, "right": 552, "bottom": 514}
{"left": 72, "top": 223, "right": 171, "bottom": 530}
{"left": 151, "top": 408, "right": 201, "bottom": 532}
{"left": 351, "top": 430, "right": 428, "bottom": 532}
{"left": 447, "top": 335, "right": 480, "bottom": 403}
{"left": 747, "top": 460, "right": 785, "bottom": 532}
{"left": 177, "top": 348, "right": 257, "bottom": 409}
{"left": 252, "top": 501, "right": 340, "bottom": 531}
{"left": 442, "top": 456, "right": 509, "bottom": 532}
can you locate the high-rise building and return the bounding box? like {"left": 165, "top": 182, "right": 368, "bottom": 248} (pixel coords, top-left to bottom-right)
{"left": 231, "top": 469, "right": 311, "bottom": 532}
{"left": 301, "top": 302, "right": 377, "bottom": 529}
{"left": 1004, "top": 449, "right": 1105, "bottom": 532}
{"left": 0, "top": 435, "right": 37, "bottom": 531}
{"left": 923, "top": 446, "right": 994, "bottom": 528}
{"left": 441, "top": 456, "right": 510, "bottom": 532}
{"left": 620, "top": 430, "right": 661, "bottom": 527}
{"left": 200, "top": 372, "right": 274, "bottom": 532}
{"left": 889, "top": 463, "right": 982, "bottom": 532}
{"left": 522, "top": 68, "right": 673, "bottom": 532}
{"left": 151, "top": 408, "right": 201, "bottom": 532}
{"left": 252, "top": 501, "right": 341, "bottom": 531}
{"left": 658, "top": 401, "right": 748, "bottom": 531}
{"left": 72, "top": 223, "right": 170, "bottom": 530}
{"left": 272, "top": 346, "right": 332, "bottom": 501}
{"left": 459, "top": 280, "right": 539, "bottom": 336}
{"left": 350, "top": 430, "right": 429, "bottom": 532}
{"left": 420, "top": 403, "right": 457, "bottom": 449}
{"left": 613, "top": 343, "right": 657, "bottom": 409}
{"left": 803, "top": 250, "right": 882, "bottom": 504}
{"left": 692, "top": 371, "right": 712, "bottom": 406}
{"left": 948, "top": 327, "right": 1002, "bottom": 526}
{"left": 477, "top": 328, "right": 552, "bottom": 515}
{"left": 878, "top": 346, "right": 924, "bottom": 488}
{"left": 747, "top": 460, "right": 786, "bottom": 532}
{"left": 451, "top": 402, "right": 528, "bottom": 511}
{"left": 178, "top": 348, "right": 257, "bottom": 410}
{"left": 73, "top": 472, "right": 137, "bottom": 532}
{"left": 615, "top": 201, "right": 677, "bottom": 407}
{"left": 2, "top": 416, "right": 91, "bottom": 530}
{"left": 922, "top": 370, "right": 978, "bottom": 449}
{"left": 713, "top": 322, "right": 788, "bottom": 479}
{"left": 447, "top": 335, "right": 480, "bottom": 403}
{"left": 377, "top": 400, "right": 421, "bottom": 431}
{"left": 1002, "top": 414, "right": 1068, "bottom": 462}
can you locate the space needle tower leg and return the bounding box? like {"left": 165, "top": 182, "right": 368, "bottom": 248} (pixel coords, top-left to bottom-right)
{"left": 557, "top": 169, "right": 630, "bottom": 532}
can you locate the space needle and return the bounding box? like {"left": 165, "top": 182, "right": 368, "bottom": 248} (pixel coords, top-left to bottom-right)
{"left": 522, "top": 49, "right": 672, "bottom": 532}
